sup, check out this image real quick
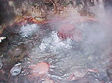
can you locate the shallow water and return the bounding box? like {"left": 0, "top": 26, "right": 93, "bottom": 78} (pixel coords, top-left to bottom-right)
{"left": 0, "top": 17, "right": 111, "bottom": 83}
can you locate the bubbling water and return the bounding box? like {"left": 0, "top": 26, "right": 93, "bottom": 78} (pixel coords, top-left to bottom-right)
{"left": 20, "top": 24, "right": 40, "bottom": 37}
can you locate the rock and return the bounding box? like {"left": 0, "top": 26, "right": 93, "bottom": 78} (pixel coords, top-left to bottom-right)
{"left": 29, "top": 62, "right": 50, "bottom": 77}
{"left": 57, "top": 24, "right": 82, "bottom": 42}
{"left": 107, "top": 68, "right": 112, "bottom": 81}
{"left": 10, "top": 63, "right": 22, "bottom": 76}
{"left": 0, "top": 61, "right": 3, "bottom": 69}
{"left": 0, "top": 37, "right": 6, "bottom": 43}
{"left": 0, "top": 0, "right": 15, "bottom": 24}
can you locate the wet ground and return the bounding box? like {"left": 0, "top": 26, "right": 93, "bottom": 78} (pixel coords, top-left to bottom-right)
{"left": 0, "top": 15, "right": 112, "bottom": 83}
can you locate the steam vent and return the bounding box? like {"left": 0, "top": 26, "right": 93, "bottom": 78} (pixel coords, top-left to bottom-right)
{"left": 0, "top": 0, "right": 112, "bottom": 83}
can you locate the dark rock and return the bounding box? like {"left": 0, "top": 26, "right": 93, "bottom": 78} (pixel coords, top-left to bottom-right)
{"left": 0, "top": 0, "right": 15, "bottom": 24}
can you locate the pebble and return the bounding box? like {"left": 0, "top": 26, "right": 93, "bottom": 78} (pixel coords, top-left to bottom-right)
{"left": 0, "top": 37, "right": 6, "bottom": 43}
{"left": 0, "top": 61, "right": 3, "bottom": 69}
{"left": 30, "top": 62, "right": 49, "bottom": 75}
{"left": 10, "top": 63, "right": 22, "bottom": 76}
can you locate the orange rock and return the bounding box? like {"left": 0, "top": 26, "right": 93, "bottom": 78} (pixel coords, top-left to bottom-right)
{"left": 57, "top": 24, "right": 82, "bottom": 42}
{"left": 30, "top": 62, "right": 50, "bottom": 77}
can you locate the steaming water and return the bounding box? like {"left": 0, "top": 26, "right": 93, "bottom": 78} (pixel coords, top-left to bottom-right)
{"left": 26, "top": 4, "right": 112, "bottom": 82}
{"left": 1, "top": 1, "right": 112, "bottom": 83}
{"left": 20, "top": 24, "right": 39, "bottom": 37}
{"left": 21, "top": 2, "right": 112, "bottom": 82}
{"left": 28, "top": 22, "right": 110, "bottom": 81}
{"left": 39, "top": 31, "right": 72, "bottom": 53}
